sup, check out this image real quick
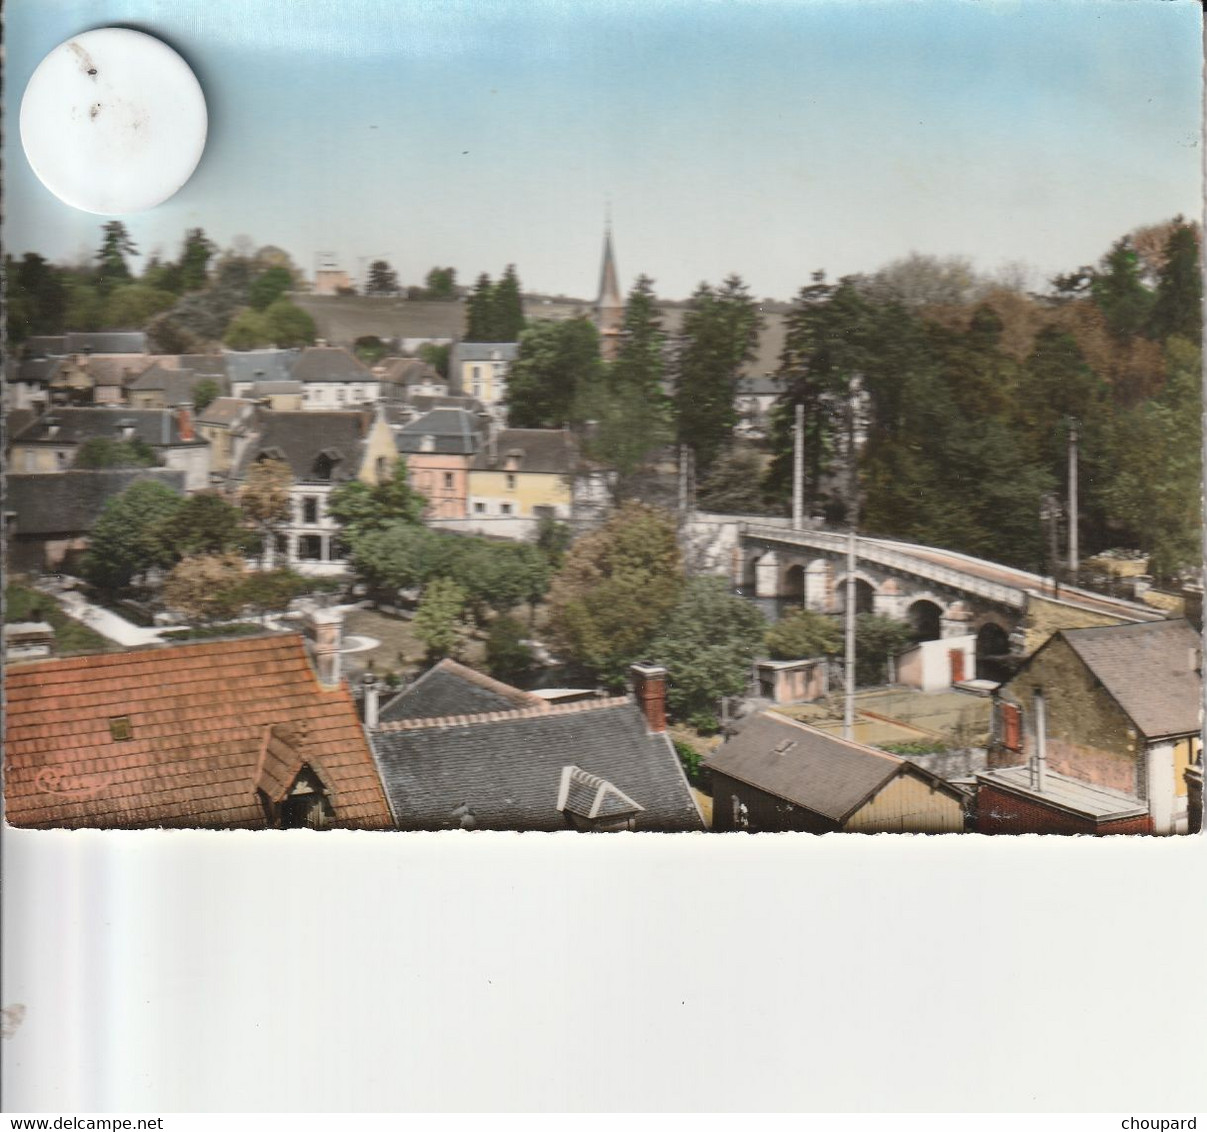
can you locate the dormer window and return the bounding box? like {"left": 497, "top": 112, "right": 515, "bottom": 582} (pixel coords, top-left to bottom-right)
{"left": 313, "top": 448, "right": 343, "bottom": 480}
{"left": 420, "top": 434, "right": 435, "bottom": 453}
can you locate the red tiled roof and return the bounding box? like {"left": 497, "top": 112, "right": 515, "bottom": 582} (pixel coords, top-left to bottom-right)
{"left": 4, "top": 634, "right": 392, "bottom": 830}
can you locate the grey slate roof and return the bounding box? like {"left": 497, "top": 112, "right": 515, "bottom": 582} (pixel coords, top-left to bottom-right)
{"left": 9, "top": 407, "right": 205, "bottom": 449}
{"left": 127, "top": 364, "right": 199, "bottom": 405}
{"left": 177, "top": 354, "right": 226, "bottom": 378}
{"left": 5, "top": 357, "right": 64, "bottom": 385}
{"left": 372, "top": 698, "right": 703, "bottom": 832}
{"left": 233, "top": 411, "right": 367, "bottom": 483}
{"left": 406, "top": 395, "right": 485, "bottom": 416}
{"left": 471, "top": 428, "right": 576, "bottom": 475}
{"left": 63, "top": 332, "right": 147, "bottom": 355}
{"left": 705, "top": 711, "right": 932, "bottom": 823}
{"left": 290, "top": 346, "right": 375, "bottom": 384}
{"left": 451, "top": 342, "right": 519, "bottom": 363}
{"left": 558, "top": 765, "right": 644, "bottom": 820}
{"left": 378, "top": 358, "right": 444, "bottom": 387}
{"left": 1058, "top": 620, "right": 1202, "bottom": 740}
{"left": 379, "top": 658, "right": 546, "bottom": 722}
{"left": 22, "top": 336, "right": 66, "bottom": 358}
{"left": 4, "top": 469, "right": 186, "bottom": 535}
{"left": 197, "top": 397, "right": 257, "bottom": 427}
{"left": 225, "top": 349, "right": 297, "bottom": 386}
{"left": 396, "top": 408, "right": 483, "bottom": 456}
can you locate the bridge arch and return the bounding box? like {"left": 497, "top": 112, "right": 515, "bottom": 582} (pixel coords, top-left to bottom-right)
{"left": 833, "top": 572, "right": 878, "bottom": 615}
{"left": 975, "top": 621, "right": 1012, "bottom": 681}
{"left": 907, "top": 598, "right": 943, "bottom": 642}
{"left": 782, "top": 563, "right": 806, "bottom": 606}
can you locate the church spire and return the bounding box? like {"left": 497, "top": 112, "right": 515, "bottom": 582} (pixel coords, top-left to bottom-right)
{"left": 595, "top": 211, "right": 624, "bottom": 359}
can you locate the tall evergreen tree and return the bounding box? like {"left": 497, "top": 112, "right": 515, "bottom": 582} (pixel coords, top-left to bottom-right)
{"left": 465, "top": 272, "right": 495, "bottom": 341}
{"left": 672, "top": 274, "right": 762, "bottom": 475}
{"left": 580, "top": 275, "right": 672, "bottom": 498}
{"left": 5, "top": 253, "right": 68, "bottom": 342}
{"left": 178, "top": 228, "right": 216, "bottom": 292}
{"left": 1147, "top": 221, "right": 1202, "bottom": 343}
{"left": 492, "top": 264, "right": 526, "bottom": 341}
{"left": 366, "top": 260, "right": 400, "bottom": 295}
{"left": 1090, "top": 236, "right": 1153, "bottom": 339}
{"left": 95, "top": 221, "right": 138, "bottom": 295}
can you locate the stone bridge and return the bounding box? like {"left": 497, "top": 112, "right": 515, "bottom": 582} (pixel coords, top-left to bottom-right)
{"left": 737, "top": 522, "right": 1164, "bottom": 676}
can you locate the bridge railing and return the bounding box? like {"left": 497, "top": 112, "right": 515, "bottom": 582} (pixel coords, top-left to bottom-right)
{"left": 740, "top": 523, "right": 1027, "bottom": 610}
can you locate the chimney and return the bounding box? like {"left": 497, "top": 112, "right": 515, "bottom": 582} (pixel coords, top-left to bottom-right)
{"left": 307, "top": 607, "right": 344, "bottom": 688}
{"left": 631, "top": 662, "right": 668, "bottom": 733}
{"left": 362, "top": 670, "right": 380, "bottom": 728}
{"left": 1030, "top": 687, "right": 1047, "bottom": 794}
{"left": 177, "top": 402, "right": 195, "bottom": 442}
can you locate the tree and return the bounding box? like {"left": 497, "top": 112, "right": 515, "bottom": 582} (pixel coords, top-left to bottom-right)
{"left": 859, "top": 252, "right": 988, "bottom": 310}
{"left": 854, "top": 614, "right": 914, "bottom": 687}
{"left": 1090, "top": 237, "right": 1153, "bottom": 340}
{"left": 146, "top": 314, "right": 202, "bottom": 355}
{"left": 547, "top": 502, "right": 684, "bottom": 687}
{"left": 347, "top": 522, "right": 436, "bottom": 597}
{"left": 580, "top": 275, "right": 672, "bottom": 499}
{"left": 533, "top": 515, "right": 573, "bottom": 569}
{"left": 63, "top": 275, "right": 107, "bottom": 331}
{"left": 465, "top": 273, "right": 495, "bottom": 341}
{"left": 247, "top": 266, "right": 295, "bottom": 311}
{"left": 73, "top": 436, "right": 158, "bottom": 469}
{"left": 418, "top": 342, "right": 451, "bottom": 379}
{"left": 414, "top": 578, "right": 471, "bottom": 661}
{"left": 191, "top": 378, "right": 220, "bottom": 414}
{"left": 95, "top": 221, "right": 138, "bottom": 295}
{"left": 354, "top": 336, "right": 387, "bottom": 365}
{"left": 486, "top": 616, "right": 535, "bottom": 685}
{"left": 448, "top": 539, "right": 551, "bottom": 621}
{"left": 492, "top": 264, "right": 525, "bottom": 341}
{"left": 162, "top": 554, "right": 247, "bottom": 622}
{"left": 1147, "top": 220, "right": 1202, "bottom": 343}
{"left": 672, "top": 274, "right": 762, "bottom": 475}
{"left": 235, "top": 568, "right": 316, "bottom": 620}
{"left": 178, "top": 228, "right": 216, "bottom": 292}
{"left": 507, "top": 317, "right": 603, "bottom": 428}
{"left": 157, "top": 492, "right": 254, "bottom": 559}
{"left": 263, "top": 299, "right": 317, "bottom": 348}
{"left": 328, "top": 459, "right": 427, "bottom": 540}
{"left": 366, "top": 260, "right": 400, "bottom": 296}
{"left": 1103, "top": 337, "right": 1202, "bottom": 579}
{"left": 648, "top": 577, "right": 767, "bottom": 732}
{"left": 103, "top": 284, "right": 177, "bottom": 329}
{"left": 82, "top": 479, "right": 184, "bottom": 591}
{"left": 238, "top": 458, "right": 293, "bottom": 566}
{"left": 5, "top": 253, "right": 68, "bottom": 342}
{"left": 696, "top": 447, "right": 778, "bottom": 515}
{"left": 424, "top": 266, "right": 457, "bottom": 300}
{"left": 765, "top": 608, "right": 842, "bottom": 661}
{"left": 223, "top": 308, "right": 273, "bottom": 349}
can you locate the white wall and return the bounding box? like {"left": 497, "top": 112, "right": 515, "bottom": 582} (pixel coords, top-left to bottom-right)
{"left": 895, "top": 633, "right": 976, "bottom": 693}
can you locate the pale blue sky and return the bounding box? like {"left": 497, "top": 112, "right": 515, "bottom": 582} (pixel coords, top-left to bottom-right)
{"left": 4, "top": 0, "right": 1201, "bottom": 300}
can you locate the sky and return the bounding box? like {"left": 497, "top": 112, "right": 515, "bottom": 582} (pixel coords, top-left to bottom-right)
{"left": 4, "top": 0, "right": 1202, "bottom": 301}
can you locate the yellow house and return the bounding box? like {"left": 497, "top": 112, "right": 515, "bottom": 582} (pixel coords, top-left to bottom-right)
{"left": 705, "top": 711, "right": 966, "bottom": 833}
{"left": 449, "top": 342, "right": 518, "bottom": 412}
{"left": 468, "top": 428, "right": 575, "bottom": 520}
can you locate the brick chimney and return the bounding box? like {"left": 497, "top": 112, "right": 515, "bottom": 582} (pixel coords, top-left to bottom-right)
{"left": 177, "top": 402, "right": 195, "bottom": 442}
{"left": 631, "top": 662, "right": 668, "bottom": 733}
{"left": 306, "top": 607, "right": 344, "bottom": 688}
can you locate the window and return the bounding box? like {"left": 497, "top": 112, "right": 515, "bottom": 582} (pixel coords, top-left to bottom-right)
{"left": 299, "top": 535, "right": 323, "bottom": 561}
{"left": 331, "top": 538, "right": 350, "bottom": 562}
{"left": 474, "top": 502, "right": 486, "bottom": 514}
{"left": 275, "top": 533, "right": 290, "bottom": 559}
{"left": 505, "top": 473, "right": 516, "bottom": 491}
{"left": 500, "top": 503, "right": 513, "bottom": 516}
{"left": 471, "top": 365, "right": 482, "bottom": 382}
{"left": 56, "top": 450, "right": 69, "bottom": 470}
{"left": 109, "top": 716, "right": 132, "bottom": 741}
{"left": 302, "top": 496, "right": 319, "bottom": 525}
{"left": 443, "top": 472, "right": 454, "bottom": 489}
{"left": 336, "top": 388, "right": 346, "bottom": 403}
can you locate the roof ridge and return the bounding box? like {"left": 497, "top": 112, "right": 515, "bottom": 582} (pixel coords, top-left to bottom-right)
{"left": 376, "top": 694, "right": 631, "bottom": 731}
{"left": 772, "top": 711, "right": 904, "bottom": 765}
{"left": 430, "top": 658, "right": 549, "bottom": 707}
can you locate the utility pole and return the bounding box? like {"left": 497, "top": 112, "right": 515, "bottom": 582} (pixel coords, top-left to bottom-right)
{"left": 678, "top": 443, "right": 689, "bottom": 522}
{"left": 1067, "top": 417, "right": 1079, "bottom": 579}
{"left": 792, "top": 402, "right": 804, "bottom": 530}
{"left": 843, "top": 386, "right": 859, "bottom": 742}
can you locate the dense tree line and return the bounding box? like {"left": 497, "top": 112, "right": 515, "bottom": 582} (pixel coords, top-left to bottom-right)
{"left": 464, "top": 264, "right": 525, "bottom": 341}
{"left": 7, "top": 223, "right": 316, "bottom": 354}
{"left": 754, "top": 218, "right": 1202, "bottom": 579}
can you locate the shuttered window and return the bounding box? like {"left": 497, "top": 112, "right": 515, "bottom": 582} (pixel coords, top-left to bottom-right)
{"left": 1000, "top": 702, "right": 1022, "bottom": 751}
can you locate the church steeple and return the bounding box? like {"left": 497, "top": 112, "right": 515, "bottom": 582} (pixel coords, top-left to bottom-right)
{"left": 595, "top": 212, "right": 624, "bottom": 360}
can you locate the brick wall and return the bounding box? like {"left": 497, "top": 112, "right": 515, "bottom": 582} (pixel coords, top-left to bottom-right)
{"left": 977, "top": 784, "right": 1152, "bottom": 836}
